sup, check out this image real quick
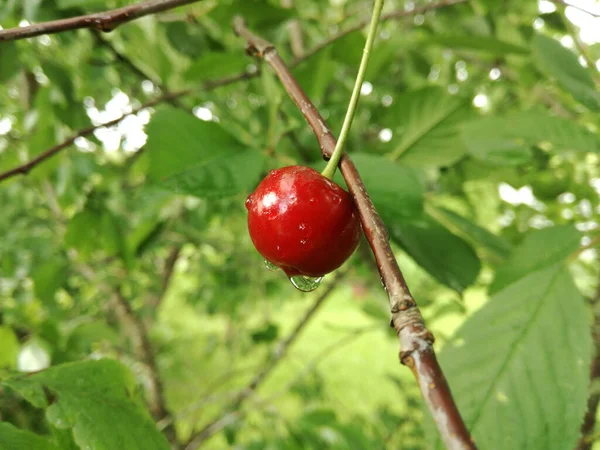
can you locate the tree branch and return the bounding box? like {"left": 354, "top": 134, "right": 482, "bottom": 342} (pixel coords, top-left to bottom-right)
{"left": 91, "top": 31, "right": 190, "bottom": 111}
{"left": 559, "top": 7, "right": 600, "bottom": 84}
{"left": 0, "top": 0, "right": 202, "bottom": 42}
{"left": 233, "top": 17, "right": 476, "bottom": 450}
{"left": 548, "top": 0, "right": 600, "bottom": 17}
{"left": 149, "top": 246, "right": 183, "bottom": 311}
{"left": 0, "top": 90, "right": 189, "bottom": 183}
{"left": 114, "top": 287, "right": 179, "bottom": 446}
{"left": 184, "top": 272, "right": 343, "bottom": 449}
{"left": 0, "top": 0, "right": 465, "bottom": 185}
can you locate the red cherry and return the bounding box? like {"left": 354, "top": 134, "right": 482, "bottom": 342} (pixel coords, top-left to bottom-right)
{"left": 246, "top": 166, "right": 362, "bottom": 278}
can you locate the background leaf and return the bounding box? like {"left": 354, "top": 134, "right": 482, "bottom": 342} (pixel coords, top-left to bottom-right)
{"left": 490, "top": 225, "right": 581, "bottom": 294}
{"left": 429, "top": 265, "right": 591, "bottom": 450}
{"left": 427, "top": 205, "right": 512, "bottom": 263}
{"left": 381, "top": 87, "right": 472, "bottom": 167}
{"left": 146, "top": 108, "right": 265, "bottom": 198}
{"left": 0, "top": 422, "right": 59, "bottom": 450}
{"left": 0, "top": 326, "right": 19, "bottom": 369}
{"left": 389, "top": 214, "right": 481, "bottom": 292}
{"left": 425, "top": 35, "right": 529, "bottom": 55}
{"left": 346, "top": 153, "right": 424, "bottom": 220}
{"left": 185, "top": 52, "right": 250, "bottom": 83}
{"left": 532, "top": 34, "right": 600, "bottom": 111}
{"left": 462, "top": 110, "right": 600, "bottom": 164}
{"left": 4, "top": 360, "right": 170, "bottom": 450}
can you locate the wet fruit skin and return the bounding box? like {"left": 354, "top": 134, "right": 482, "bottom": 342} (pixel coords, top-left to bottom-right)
{"left": 246, "top": 166, "right": 362, "bottom": 278}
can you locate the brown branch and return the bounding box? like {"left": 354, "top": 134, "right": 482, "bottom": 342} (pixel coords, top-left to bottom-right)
{"left": 114, "top": 287, "right": 179, "bottom": 446}
{"left": 91, "top": 31, "right": 190, "bottom": 111}
{"left": 0, "top": 90, "right": 189, "bottom": 183}
{"left": 233, "top": 18, "right": 476, "bottom": 450}
{"left": 0, "top": 0, "right": 466, "bottom": 184}
{"left": 184, "top": 272, "right": 343, "bottom": 449}
{"left": 149, "top": 246, "right": 183, "bottom": 310}
{"left": 0, "top": 0, "right": 202, "bottom": 42}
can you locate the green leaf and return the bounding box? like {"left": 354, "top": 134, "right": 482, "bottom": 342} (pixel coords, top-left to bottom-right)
{"left": 65, "top": 321, "right": 120, "bottom": 357}
{"left": 300, "top": 408, "right": 337, "bottom": 427}
{"left": 490, "top": 225, "right": 581, "bottom": 294}
{"left": 5, "top": 360, "right": 170, "bottom": 450}
{"left": 361, "top": 302, "right": 389, "bottom": 322}
{"left": 250, "top": 323, "right": 279, "bottom": 344}
{"left": 382, "top": 87, "right": 472, "bottom": 167}
{"left": 147, "top": 108, "right": 265, "bottom": 198}
{"left": 165, "top": 22, "right": 207, "bottom": 59}
{"left": 209, "top": 0, "right": 292, "bottom": 29}
{"left": 23, "top": 0, "right": 43, "bottom": 21}
{"left": 345, "top": 153, "right": 424, "bottom": 220}
{"left": 390, "top": 214, "right": 481, "bottom": 292}
{"left": 424, "top": 35, "right": 529, "bottom": 55}
{"left": 427, "top": 206, "right": 512, "bottom": 263}
{"left": 56, "top": 0, "right": 106, "bottom": 9}
{"left": 0, "top": 326, "right": 19, "bottom": 369}
{"left": 184, "top": 52, "right": 250, "bottom": 83}
{"left": 3, "top": 378, "right": 48, "bottom": 408}
{"left": 532, "top": 34, "right": 600, "bottom": 111}
{"left": 331, "top": 31, "right": 363, "bottom": 66}
{"left": 0, "top": 422, "right": 59, "bottom": 450}
{"left": 128, "top": 219, "right": 167, "bottom": 257}
{"left": 65, "top": 209, "right": 100, "bottom": 257}
{"left": 293, "top": 46, "right": 336, "bottom": 102}
{"left": 430, "top": 265, "right": 591, "bottom": 450}
{"left": 33, "top": 257, "right": 69, "bottom": 304}
{"left": 0, "top": 42, "right": 20, "bottom": 83}
{"left": 462, "top": 109, "right": 600, "bottom": 164}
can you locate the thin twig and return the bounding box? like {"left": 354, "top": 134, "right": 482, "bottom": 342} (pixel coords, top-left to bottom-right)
{"left": 234, "top": 17, "right": 336, "bottom": 158}
{"left": 263, "top": 324, "right": 378, "bottom": 404}
{"left": 74, "top": 260, "right": 179, "bottom": 446}
{"left": 549, "top": 0, "right": 600, "bottom": 17}
{"left": 560, "top": 8, "right": 600, "bottom": 84}
{"left": 233, "top": 17, "right": 475, "bottom": 450}
{"left": 91, "top": 31, "right": 190, "bottom": 111}
{"left": 0, "top": 0, "right": 202, "bottom": 42}
{"left": 113, "top": 288, "right": 179, "bottom": 446}
{"left": 184, "top": 272, "right": 344, "bottom": 449}
{"left": 0, "top": 90, "right": 189, "bottom": 183}
{"left": 0, "top": 0, "right": 465, "bottom": 184}
{"left": 149, "top": 246, "right": 183, "bottom": 310}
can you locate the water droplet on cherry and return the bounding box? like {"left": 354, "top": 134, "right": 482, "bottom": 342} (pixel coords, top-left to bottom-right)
{"left": 289, "top": 275, "right": 323, "bottom": 292}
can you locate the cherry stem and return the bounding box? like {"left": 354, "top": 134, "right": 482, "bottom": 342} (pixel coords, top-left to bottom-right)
{"left": 321, "top": 0, "right": 385, "bottom": 180}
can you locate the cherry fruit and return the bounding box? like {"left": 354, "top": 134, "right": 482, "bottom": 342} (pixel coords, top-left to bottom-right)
{"left": 246, "top": 166, "right": 361, "bottom": 280}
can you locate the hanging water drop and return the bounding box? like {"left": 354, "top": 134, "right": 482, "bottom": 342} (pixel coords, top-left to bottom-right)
{"left": 264, "top": 260, "right": 279, "bottom": 271}
{"left": 289, "top": 275, "right": 323, "bottom": 292}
